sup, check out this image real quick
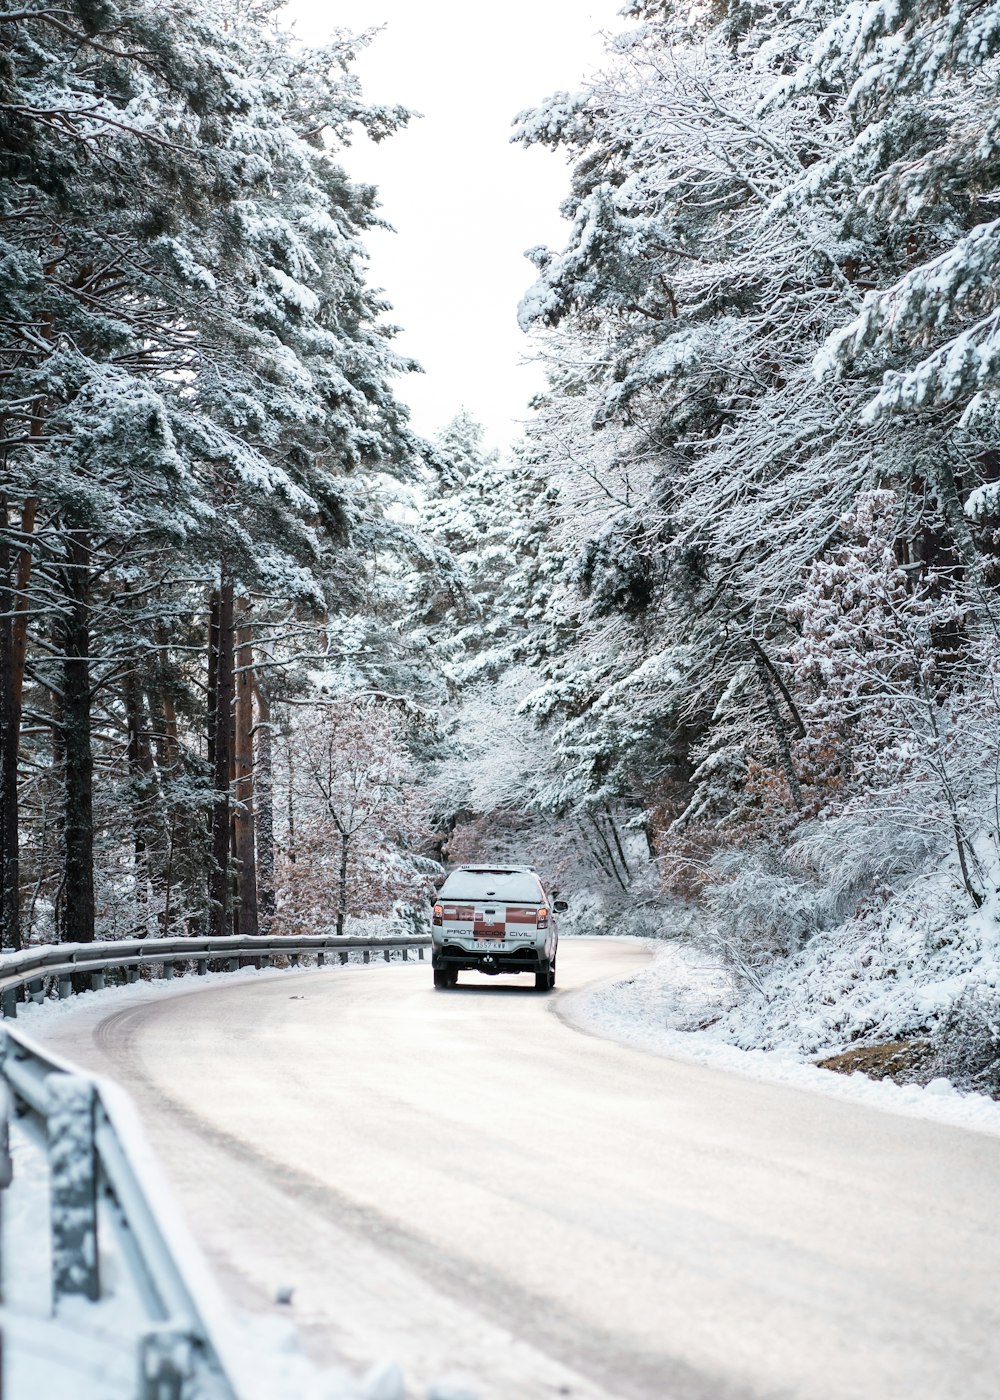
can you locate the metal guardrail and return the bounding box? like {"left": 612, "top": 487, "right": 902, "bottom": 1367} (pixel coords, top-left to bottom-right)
{"left": 0, "top": 931, "right": 430, "bottom": 1017}
{"left": 0, "top": 932, "right": 431, "bottom": 1398}
{"left": 2, "top": 1024, "right": 244, "bottom": 1397}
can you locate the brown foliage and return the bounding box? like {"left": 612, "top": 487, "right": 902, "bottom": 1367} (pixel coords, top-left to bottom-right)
{"left": 275, "top": 699, "right": 432, "bottom": 934}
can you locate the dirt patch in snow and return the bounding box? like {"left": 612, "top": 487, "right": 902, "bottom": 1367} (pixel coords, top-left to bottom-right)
{"left": 817, "top": 1038, "right": 933, "bottom": 1085}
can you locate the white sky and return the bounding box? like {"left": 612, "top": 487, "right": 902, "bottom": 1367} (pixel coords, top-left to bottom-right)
{"left": 285, "top": 0, "right": 624, "bottom": 450}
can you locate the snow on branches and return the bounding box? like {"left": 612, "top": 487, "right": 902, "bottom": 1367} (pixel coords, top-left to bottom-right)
{"left": 507, "top": 0, "right": 1000, "bottom": 1003}
{"left": 277, "top": 699, "right": 431, "bottom": 937}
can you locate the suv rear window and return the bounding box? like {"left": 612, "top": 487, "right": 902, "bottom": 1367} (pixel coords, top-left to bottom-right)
{"left": 439, "top": 869, "right": 544, "bottom": 904}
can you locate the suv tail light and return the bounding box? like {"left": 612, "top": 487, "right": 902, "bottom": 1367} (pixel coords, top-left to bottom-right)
{"left": 432, "top": 904, "right": 443, "bottom": 927}
{"left": 536, "top": 907, "right": 549, "bottom": 929}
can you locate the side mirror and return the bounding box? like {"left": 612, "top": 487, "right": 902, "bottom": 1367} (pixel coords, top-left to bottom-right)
{"left": 553, "top": 899, "right": 568, "bottom": 913}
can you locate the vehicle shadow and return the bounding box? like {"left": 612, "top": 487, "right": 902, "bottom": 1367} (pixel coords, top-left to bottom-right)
{"left": 440, "top": 982, "right": 549, "bottom": 997}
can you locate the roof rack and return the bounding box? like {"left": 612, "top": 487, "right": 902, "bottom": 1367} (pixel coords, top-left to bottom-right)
{"left": 457, "top": 863, "right": 536, "bottom": 872}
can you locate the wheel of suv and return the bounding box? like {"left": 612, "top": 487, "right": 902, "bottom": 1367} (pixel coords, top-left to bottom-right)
{"left": 433, "top": 968, "right": 449, "bottom": 989}
{"left": 535, "top": 962, "right": 554, "bottom": 992}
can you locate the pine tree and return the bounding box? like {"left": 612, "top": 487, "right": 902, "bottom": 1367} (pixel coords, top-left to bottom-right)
{"left": 0, "top": 0, "right": 421, "bottom": 945}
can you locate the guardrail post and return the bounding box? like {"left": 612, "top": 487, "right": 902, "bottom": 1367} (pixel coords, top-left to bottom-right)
{"left": 127, "top": 967, "right": 140, "bottom": 984}
{"left": 28, "top": 978, "right": 44, "bottom": 1006}
{"left": 47, "top": 1073, "right": 99, "bottom": 1304}
{"left": 418, "top": 948, "right": 425, "bottom": 961}
{"left": 1, "top": 990, "right": 15, "bottom": 1020}
{"left": 138, "top": 1325, "right": 193, "bottom": 1400}
{"left": 290, "top": 953, "right": 300, "bottom": 968}
{"left": 339, "top": 950, "right": 348, "bottom": 966}
{"left": 402, "top": 947, "right": 409, "bottom": 962}
{"left": 90, "top": 970, "right": 105, "bottom": 992}
{"left": 383, "top": 949, "right": 391, "bottom": 964}
{"left": 161, "top": 961, "right": 174, "bottom": 980}
{"left": 0, "top": 1082, "right": 12, "bottom": 1305}
{"left": 363, "top": 950, "right": 370, "bottom": 965}
{"left": 197, "top": 959, "right": 207, "bottom": 976}
{"left": 317, "top": 951, "right": 325, "bottom": 968}
{"left": 227, "top": 957, "right": 238, "bottom": 973}
{"left": 58, "top": 974, "right": 72, "bottom": 999}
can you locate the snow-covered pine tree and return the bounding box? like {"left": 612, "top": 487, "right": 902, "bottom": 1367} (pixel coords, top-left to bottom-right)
{"left": 512, "top": 0, "right": 1000, "bottom": 927}
{"left": 768, "top": 0, "right": 1000, "bottom": 563}
{"left": 0, "top": 0, "right": 422, "bottom": 945}
{"left": 510, "top": 2, "right": 837, "bottom": 862}
{"left": 404, "top": 410, "right": 500, "bottom": 692}
{"left": 419, "top": 410, "right": 550, "bottom": 682}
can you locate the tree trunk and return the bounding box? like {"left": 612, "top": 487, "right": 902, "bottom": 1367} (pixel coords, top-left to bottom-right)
{"left": 253, "top": 678, "right": 276, "bottom": 931}
{"left": 153, "top": 623, "right": 180, "bottom": 771}
{"left": 50, "top": 682, "right": 66, "bottom": 940}
{"left": 336, "top": 831, "right": 349, "bottom": 935}
{"left": 0, "top": 494, "right": 36, "bottom": 950}
{"left": 146, "top": 640, "right": 180, "bottom": 934}
{"left": 208, "top": 566, "right": 235, "bottom": 937}
{"left": 917, "top": 677, "right": 984, "bottom": 908}
{"left": 749, "top": 639, "right": 806, "bottom": 739}
{"left": 934, "top": 454, "right": 1000, "bottom": 635}
{"left": 589, "top": 812, "right": 628, "bottom": 890}
{"left": 206, "top": 590, "right": 220, "bottom": 772}
{"left": 61, "top": 529, "right": 95, "bottom": 943}
{"left": 124, "top": 666, "right": 158, "bottom": 931}
{"left": 752, "top": 646, "right": 804, "bottom": 810}
{"left": 233, "top": 611, "right": 258, "bottom": 937}
{"left": 603, "top": 802, "right": 632, "bottom": 879}
{"left": 0, "top": 496, "right": 17, "bottom": 951}
{"left": 286, "top": 735, "right": 296, "bottom": 865}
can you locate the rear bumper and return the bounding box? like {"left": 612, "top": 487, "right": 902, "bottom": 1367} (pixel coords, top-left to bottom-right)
{"left": 433, "top": 944, "right": 548, "bottom": 976}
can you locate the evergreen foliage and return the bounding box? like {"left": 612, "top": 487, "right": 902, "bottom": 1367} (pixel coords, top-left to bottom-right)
{"left": 0, "top": 0, "right": 424, "bottom": 946}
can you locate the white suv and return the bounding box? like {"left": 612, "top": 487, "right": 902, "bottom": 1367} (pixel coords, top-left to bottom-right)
{"left": 431, "top": 865, "right": 566, "bottom": 991}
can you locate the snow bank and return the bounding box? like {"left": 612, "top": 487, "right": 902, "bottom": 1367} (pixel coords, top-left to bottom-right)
{"left": 700, "top": 850, "right": 1000, "bottom": 1078}
{"left": 565, "top": 938, "right": 1000, "bottom": 1138}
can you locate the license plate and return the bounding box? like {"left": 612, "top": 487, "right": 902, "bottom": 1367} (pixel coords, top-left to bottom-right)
{"left": 477, "top": 939, "right": 504, "bottom": 949}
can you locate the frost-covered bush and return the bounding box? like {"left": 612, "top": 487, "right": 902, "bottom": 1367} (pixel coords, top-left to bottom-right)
{"left": 791, "top": 812, "right": 943, "bottom": 920}
{"left": 926, "top": 977, "right": 1000, "bottom": 1096}
{"left": 556, "top": 889, "right": 612, "bottom": 937}
{"left": 703, "top": 855, "right": 1000, "bottom": 1057}
{"left": 703, "top": 848, "right": 825, "bottom": 993}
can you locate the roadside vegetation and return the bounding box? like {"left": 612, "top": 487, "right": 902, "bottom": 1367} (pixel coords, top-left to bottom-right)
{"left": 426, "top": 1, "right": 1000, "bottom": 1094}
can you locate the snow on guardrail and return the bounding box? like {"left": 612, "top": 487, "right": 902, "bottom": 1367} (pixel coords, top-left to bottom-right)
{"left": 0, "top": 931, "right": 431, "bottom": 1018}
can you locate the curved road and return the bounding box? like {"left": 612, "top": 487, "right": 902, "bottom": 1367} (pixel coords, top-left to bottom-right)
{"left": 43, "top": 939, "right": 1000, "bottom": 1400}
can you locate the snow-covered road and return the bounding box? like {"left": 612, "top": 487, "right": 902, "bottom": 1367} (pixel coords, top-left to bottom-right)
{"left": 36, "top": 938, "right": 1000, "bottom": 1400}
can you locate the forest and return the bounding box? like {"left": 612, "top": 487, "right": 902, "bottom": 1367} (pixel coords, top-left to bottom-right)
{"left": 3, "top": 0, "right": 1000, "bottom": 1079}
